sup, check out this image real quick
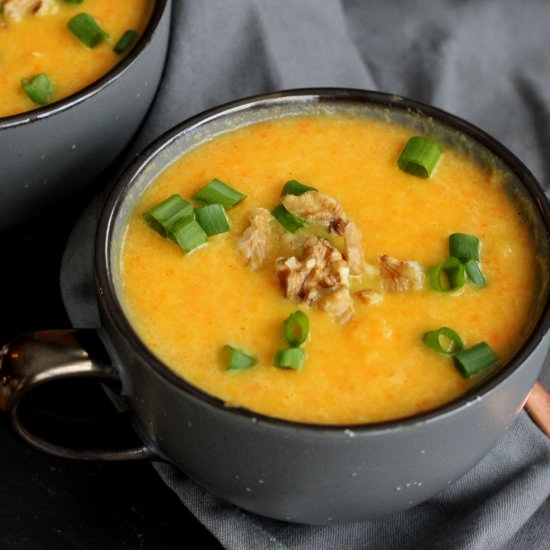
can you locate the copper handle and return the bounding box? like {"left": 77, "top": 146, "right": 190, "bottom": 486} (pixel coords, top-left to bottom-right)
{"left": 525, "top": 381, "right": 550, "bottom": 438}
{"left": 0, "top": 329, "right": 156, "bottom": 460}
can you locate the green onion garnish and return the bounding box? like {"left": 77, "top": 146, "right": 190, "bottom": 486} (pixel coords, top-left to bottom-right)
{"left": 464, "top": 259, "right": 487, "bottom": 287}
{"left": 169, "top": 217, "right": 208, "bottom": 253}
{"left": 114, "top": 30, "right": 138, "bottom": 54}
{"left": 281, "top": 180, "right": 318, "bottom": 196}
{"left": 397, "top": 136, "right": 443, "bottom": 178}
{"left": 274, "top": 347, "right": 305, "bottom": 371}
{"left": 20, "top": 74, "right": 54, "bottom": 106}
{"left": 143, "top": 194, "right": 194, "bottom": 237}
{"left": 449, "top": 233, "right": 480, "bottom": 263}
{"left": 272, "top": 204, "right": 305, "bottom": 233}
{"left": 282, "top": 311, "right": 310, "bottom": 347}
{"left": 422, "top": 327, "right": 464, "bottom": 356}
{"left": 195, "top": 203, "right": 230, "bottom": 236}
{"left": 62, "top": 0, "right": 84, "bottom": 4}
{"left": 428, "top": 257, "right": 466, "bottom": 292}
{"left": 68, "top": 13, "right": 109, "bottom": 48}
{"left": 192, "top": 179, "right": 246, "bottom": 209}
{"left": 223, "top": 345, "right": 257, "bottom": 370}
{"left": 453, "top": 342, "right": 499, "bottom": 378}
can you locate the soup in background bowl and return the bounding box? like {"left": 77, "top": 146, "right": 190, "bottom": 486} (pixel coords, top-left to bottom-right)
{"left": 0, "top": 0, "right": 153, "bottom": 118}
{"left": 1, "top": 89, "right": 549, "bottom": 524}
{"left": 0, "top": 0, "right": 171, "bottom": 231}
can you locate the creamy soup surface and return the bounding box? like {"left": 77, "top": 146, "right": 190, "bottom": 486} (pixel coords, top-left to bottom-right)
{"left": 119, "top": 114, "right": 539, "bottom": 425}
{"left": 0, "top": 0, "right": 152, "bottom": 118}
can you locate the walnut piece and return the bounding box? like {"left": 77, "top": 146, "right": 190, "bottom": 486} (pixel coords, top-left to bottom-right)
{"left": 319, "top": 287, "right": 354, "bottom": 324}
{"left": 356, "top": 288, "right": 384, "bottom": 305}
{"left": 282, "top": 190, "right": 365, "bottom": 276}
{"left": 282, "top": 191, "right": 344, "bottom": 225}
{"left": 342, "top": 220, "right": 364, "bottom": 275}
{"left": 275, "top": 256, "right": 311, "bottom": 300}
{"left": 379, "top": 255, "right": 424, "bottom": 292}
{"left": 301, "top": 236, "right": 349, "bottom": 295}
{"left": 237, "top": 208, "right": 272, "bottom": 270}
{"left": 3, "top": 0, "right": 58, "bottom": 22}
{"left": 276, "top": 237, "right": 355, "bottom": 323}
{"left": 328, "top": 217, "right": 347, "bottom": 236}
{"left": 276, "top": 237, "right": 349, "bottom": 303}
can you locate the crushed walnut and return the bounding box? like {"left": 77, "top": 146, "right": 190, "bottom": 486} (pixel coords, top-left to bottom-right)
{"left": 237, "top": 186, "right": 424, "bottom": 324}
{"left": 356, "top": 288, "right": 384, "bottom": 305}
{"left": 283, "top": 190, "right": 365, "bottom": 276}
{"left": 237, "top": 207, "right": 272, "bottom": 270}
{"left": 276, "top": 236, "right": 352, "bottom": 323}
{"left": 282, "top": 191, "right": 343, "bottom": 226}
{"left": 301, "top": 236, "right": 350, "bottom": 302}
{"left": 341, "top": 220, "right": 364, "bottom": 275}
{"left": 379, "top": 254, "right": 424, "bottom": 292}
{"left": 276, "top": 256, "right": 312, "bottom": 300}
{"left": 2, "top": 0, "right": 58, "bottom": 23}
{"left": 276, "top": 237, "right": 349, "bottom": 301}
{"left": 319, "top": 287, "right": 354, "bottom": 324}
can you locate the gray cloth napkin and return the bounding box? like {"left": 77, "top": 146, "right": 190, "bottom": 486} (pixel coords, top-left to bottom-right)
{"left": 60, "top": 1, "right": 550, "bottom": 548}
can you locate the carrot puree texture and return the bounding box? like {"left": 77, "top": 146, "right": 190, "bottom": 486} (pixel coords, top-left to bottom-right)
{"left": 119, "top": 115, "right": 539, "bottom": 425}
{"left": 0, "top": 0, "right": 152, "bottom": 118}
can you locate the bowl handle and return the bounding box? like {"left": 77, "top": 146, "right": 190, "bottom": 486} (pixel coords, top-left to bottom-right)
{"left": 0, "top": 329, "right": 157, "bottom": 461}
{"left": 525, "top": 381, "right": 550, "bottom": 438}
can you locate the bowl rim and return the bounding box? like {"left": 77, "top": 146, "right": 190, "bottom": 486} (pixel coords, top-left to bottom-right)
{"left": 0, "top": 0, "right": 169, "bottom": 129}
{"left": 95, "top": 87, "right": 550, "bottom": 434}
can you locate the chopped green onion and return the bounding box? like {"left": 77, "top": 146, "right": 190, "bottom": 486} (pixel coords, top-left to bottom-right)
{"left": 449, "top": 233, "right": 480, "bottom": 262}
{"left": 453, "top": 342, "right": 499, "bottom": 378}
{"left": 274, "top": 347, "right": 305, "bottom": 371}
{"left": 223, "top": 345, "right": 257, "bottom": 370}
{"left": 195, "top": 203, "right": 230, "bottom": 236}
{"left": 143, "top": 194, "right": 194, "bottom": 237}
{"left": 272, "top": 204, "right": 305, "bottom": 233}
{"left": 282, "top": 311, "right": 310, "bottom": 347}
{"left": 281, "top": 180, "right": 318, "bottom": 196}
{"left": 169, "top": 217, "right": 208, "bottom": 253}
{"left": 114, "top": 30, "right": 138, "bottom": 54}
{"left": 20, "top": 74, "right": 54, "bottom": 106}
{"left": 464, "top": 259, "right": 487, "bottom": 287}
{"left": 422, "top": 327, "right": 464, "bottom": 356}
{"left": 428, "top": 257, "right": 466, "bottom": 292}
{"left": 68, "top": 13, "right": 109, "bottom": 48}
{"left": 192, "top": 179, "right": 246, "bottom": 209}
{"left": 397, "top": 135, "right": 443, "bottom": 178}
{"left": 62, "top": 0, "right": 84, "bottom": 4}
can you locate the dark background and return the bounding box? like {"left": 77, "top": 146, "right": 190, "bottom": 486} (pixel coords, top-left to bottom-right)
{"left": 0, "top": 184, "right": 221, "bottom": 549}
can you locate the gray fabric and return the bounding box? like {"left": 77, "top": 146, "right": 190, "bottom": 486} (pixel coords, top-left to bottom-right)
{"left": 60, "top": 0, "right": 550, "bottom": 548}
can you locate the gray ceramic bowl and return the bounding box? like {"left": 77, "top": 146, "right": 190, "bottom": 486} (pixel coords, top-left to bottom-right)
{"left": 2, "top": 89, "right": 550, "bottom": 524}
{"left": 0, "top": 0, "right": 171, "bottom": 231}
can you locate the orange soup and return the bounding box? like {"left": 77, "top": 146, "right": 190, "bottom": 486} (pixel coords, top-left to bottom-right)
{"left": 0, "top": 0, "right": 152, "bottom": 117}
{"left": 118, "top": 114, "right": 539, "bottom": 425}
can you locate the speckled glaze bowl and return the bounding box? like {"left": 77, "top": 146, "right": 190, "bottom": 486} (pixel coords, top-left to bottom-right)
{"left": 2, "top": 89, "right": 550, "bottom": 524}
{"left": 0, "top": 0, "right": 171, "bottom": 231}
